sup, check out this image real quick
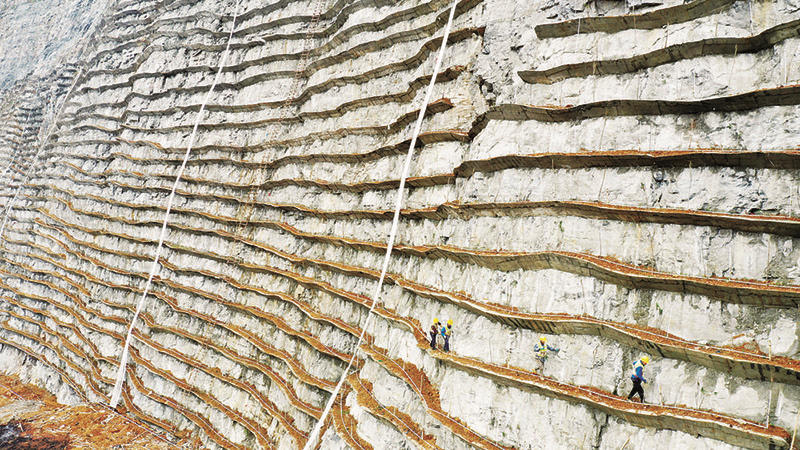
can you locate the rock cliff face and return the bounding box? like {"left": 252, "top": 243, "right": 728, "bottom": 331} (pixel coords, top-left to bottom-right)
{"left": 1, "top": 0, "right": 799, "bottom": 448}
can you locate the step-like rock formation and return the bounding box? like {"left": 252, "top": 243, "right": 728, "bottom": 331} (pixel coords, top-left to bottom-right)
{"left": 1, "top": 0, "right": 799, "bottom": 448}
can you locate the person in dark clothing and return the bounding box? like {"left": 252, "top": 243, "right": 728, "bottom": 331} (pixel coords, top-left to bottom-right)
{"left": 441, "top": 320, "right": 453, "bottom": 352}
{"left": 627, "top": 356, "right": 650, "bottom": 403}
{"left": 430, "top": 318, "right": 441, "bottom": 349}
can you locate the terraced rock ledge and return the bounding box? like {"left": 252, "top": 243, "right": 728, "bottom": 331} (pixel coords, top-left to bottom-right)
{"left": 1, "top": 0, "right": 799, "bottom": 448}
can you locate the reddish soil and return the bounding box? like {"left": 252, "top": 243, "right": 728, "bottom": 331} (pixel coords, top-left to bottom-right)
{"left": 0, "top": 374, "right": 178, "bottom": 449}
{"left": 348, "top": 374, "right": 435, "bottom": 449}
{"left": 330, "top": 385, "right": 374, "bottom": 450}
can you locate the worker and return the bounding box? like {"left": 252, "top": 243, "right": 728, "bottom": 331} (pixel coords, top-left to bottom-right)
{"left": 429, "top": 318, "right": 441, "bottom": 349}
{"left": 627, "top": 356, "right": 650, "bottom": 403}
{"left": 533, "top": 336, "right": 560, "bottom": 374}
{"left": 440, "top": 319, "right": 453, "bottom": 352}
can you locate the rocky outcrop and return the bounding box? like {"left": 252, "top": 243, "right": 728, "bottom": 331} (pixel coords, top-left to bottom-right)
{"left": 0, "top": 0, "right": 799, "bottom": 449}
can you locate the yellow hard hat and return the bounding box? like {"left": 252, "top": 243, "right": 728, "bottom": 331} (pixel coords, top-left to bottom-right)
{"left": 642, "top": 356, "right": 650, "bottom": 364}
{"left": 434, "top": 318, "right": 439, "bottom": 324}
{"left": 447, "top": 319, "right": 453, "bottom": 326}
{"left": 540, "top": 336, "right": 547, "bottom": 343}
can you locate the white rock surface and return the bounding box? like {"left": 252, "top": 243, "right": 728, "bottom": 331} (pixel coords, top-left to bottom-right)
{"left": 0, "top": 0, "right": 799, "bottom": 449}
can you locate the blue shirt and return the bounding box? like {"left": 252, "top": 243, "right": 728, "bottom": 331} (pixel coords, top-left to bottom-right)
{"left": 631, "top": 361, "right": 647, "bottom": 383}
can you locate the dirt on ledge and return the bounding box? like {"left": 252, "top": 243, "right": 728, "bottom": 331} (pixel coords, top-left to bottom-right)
{"left": 0, "top": 374, "right": 179, "bottom": 449}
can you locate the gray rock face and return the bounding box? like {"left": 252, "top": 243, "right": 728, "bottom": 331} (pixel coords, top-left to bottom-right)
{"left": 0, "top": 0, "right": 110, "bottom": 91}
{"left": 0, "top": 0, "right": 799, "bottom": 449}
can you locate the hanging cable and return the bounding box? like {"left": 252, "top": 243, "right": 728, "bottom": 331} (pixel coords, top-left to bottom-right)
{"left": 108, "top": 3, "right": 241, "bottom": 408}
{"left": 302, "top": 0, "right": 459, "bottom": 447}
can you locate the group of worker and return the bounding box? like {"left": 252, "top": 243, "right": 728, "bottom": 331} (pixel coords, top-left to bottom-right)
{"left": 427, "top": 318, "right": 651, "bottom": 403}
{"left": 429, "top": 318, "right": 453, "bottom": 352}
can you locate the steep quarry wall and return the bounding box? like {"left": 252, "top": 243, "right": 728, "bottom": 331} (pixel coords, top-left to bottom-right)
{"left": 0, "top": 0, "right": 799, "bottom": 448}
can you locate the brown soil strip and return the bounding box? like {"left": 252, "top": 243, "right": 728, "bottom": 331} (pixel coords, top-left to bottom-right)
{"left": 330, "top": 385, "right": 373, "bottom": 450}
{"left": 134, "top": 330, "right": 307, "bottom": 448}
{"left": 1, "top": 243, "right": 329, "bottom": 445}
{"left": 114, "top": 97, "right": 453, "bottom": 134}
{"left": 39, "top": 173, "right": 800, "bottom": 266}
{"left": 455, "top": 149, "right": 800, "bottom": 174}
{"left": 68, "top": 22, "right": 484, "bottom": 110}
{"left": 435, "top": 349, "right": 792, "bottom": 449}
{"left": 474, "top": 84, "right": 800, "bottom": 129}
{"left": 0, "top": 373, "right": 176, "bottom": 448}
{"left": 36, "top": 231, "right": 342, "bottom": 393}
{"left": 1, "top": 308, "right": 253, "bottom": 449}
{"left": 32, "top": 214, "right": 355, "bottom": 367}
{"left": 61, "top": 159, "right": 456, "bottom": 193}
{"left": 0, "top": 303, "right": 240, "bottom": 447}
{"left": 5, "top": 222, "right": 340, "bottom": 395}
{"left": 3, "top": 227, "right": 343, "bottom": 426}
{"left": 28, "top": 194, "right": 800, "bottom": 377}
{"left": 534, "top": 0, "right": 736, "bottom": 38}
{"left": 134, "top": 332, "right": 304, "bottom": 447}
{"left": 361, "top": 308, "right": 794, "bottom": 449}
{"left": 359, "top": 344, "right": 513, "bottom": 450}
{"left": 0, "top": 331, "right": 193, "bottom": 445}
{"left": 75, "top": 0, "right": 481, "bottom": 103}
{"left": 41, "top": 184, "right": 800, "bottom": 309}
{"left": 3, "top": 201, "right": 791, "bottom": 449}
{"left": 0, "top": 315, "right": 111, "bottom": 401}
{"left": 127, "top": 346, "right": 275, "bottom": 450}
{"left": 55, "top": 94, "right": 456, "bottom": 152}
{"left": 6, "top": 214, "right": 507, "bottom": 449}
{"left": 2, "top": 242, "right": 325, "bottom": 425}
{"left": 17, "top": 190, "right": 800, "bottom": 390}
{"left": 51, "top": 205, "right": 795, "bottom": 448}
{"left": 111, "top": 127, "right": 468, "bottom": 164}
{"left": 347, "top": 373, "right": 439, "bottom": 449}
{"left": 0, "top": 292, "right": 115, "bottom": 387}
{"left": 521, "top": 19, "right": 800, "bottom": 83}
{"left": 124, "top": 360, "right": 244, "bottom": 449}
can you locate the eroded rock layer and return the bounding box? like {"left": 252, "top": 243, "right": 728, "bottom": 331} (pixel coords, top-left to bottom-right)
{"left": 1, "top": 0, "right": 799, "bottom": 448}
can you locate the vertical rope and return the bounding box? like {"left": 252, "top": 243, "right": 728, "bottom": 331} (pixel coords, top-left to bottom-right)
{"left": 767, "top": 331, "right": 774, "bottom": 429}
{"left": 108, "top": 3, "right": 240, "bottom": 408}
{"left": 302, "top": 0, "right": 459, "bottom": 447}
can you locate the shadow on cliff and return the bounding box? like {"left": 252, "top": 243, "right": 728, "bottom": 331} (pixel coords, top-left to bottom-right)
{"left": 0, "top": 420, "right": 68, "bottom": 450}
